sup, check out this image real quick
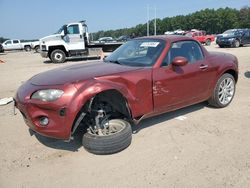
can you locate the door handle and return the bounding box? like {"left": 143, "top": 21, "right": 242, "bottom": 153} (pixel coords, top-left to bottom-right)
{"left": 200, "top": 64, "right": 208, "bottom": 69}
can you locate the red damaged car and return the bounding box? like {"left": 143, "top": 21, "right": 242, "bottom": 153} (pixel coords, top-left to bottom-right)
{"left": 15, "top": 35, "right": 238, "bottom": 154}
{"left": 185, "top": 30, "right": 215, "bottom": 46}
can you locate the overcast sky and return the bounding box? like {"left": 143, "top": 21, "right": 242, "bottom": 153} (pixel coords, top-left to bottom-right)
{"left": 0, "top": 0, "right": 249, "bottom": 39}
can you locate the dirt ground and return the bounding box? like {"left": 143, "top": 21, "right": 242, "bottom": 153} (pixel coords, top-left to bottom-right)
{"left": 0, "top": 44, "right": 250, "bottom": 188}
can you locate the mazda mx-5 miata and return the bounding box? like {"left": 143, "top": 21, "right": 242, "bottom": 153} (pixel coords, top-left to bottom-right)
{"left": 15, "top": 35, "right": 238, "bottom": 154}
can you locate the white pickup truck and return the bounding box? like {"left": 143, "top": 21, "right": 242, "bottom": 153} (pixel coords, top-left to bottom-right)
{"left": 2, "top": 39, "right": 38, "bottom": 51}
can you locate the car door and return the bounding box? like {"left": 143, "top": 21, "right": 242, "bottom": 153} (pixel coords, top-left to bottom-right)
{"left": 12, "top": 40, "right": 22, "bottom": 50}
{"left": 241, "top": 30, "right": 250, "bottom": 44}
{"left": 64, "top": 24, "right": 85, "bottom": 50}
{"left": 153, "top": 40, "right": 215, "bottom": 112}
{"left": 3, "top": 40, "right": 13, "bottom": 50}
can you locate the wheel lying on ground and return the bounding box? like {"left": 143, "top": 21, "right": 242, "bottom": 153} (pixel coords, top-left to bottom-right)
{"left": 50, "top": 49, "right": 66, "bottom": 63}
{"left": 82, "top": 119, "right": 132, "bottom": 155}
{"left": 208, "top": 73, "right": 235, "bottom": 108}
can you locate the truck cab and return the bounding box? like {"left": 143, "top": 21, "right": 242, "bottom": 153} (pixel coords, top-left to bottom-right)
{"left": 40, "top": 21, "right": 101, "bottom": 63}
{"left": 40, "top": 20, "right": 122, "bottom": 63}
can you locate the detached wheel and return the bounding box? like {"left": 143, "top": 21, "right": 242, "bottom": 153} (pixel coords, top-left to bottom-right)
{"left": 205, "top": 39, "right": 211, "bottom": 46}
{"left": 82, "top": 119, "right": 132, "bottom": 155}
{"left": 208, "top": 73, "right": 235, "bottom": 108}
{"left": 24, "top": 46, "right": 31, "bottom": 51}
{"left": 233, "top": 39, "right": 240, "bottom": 48}
{"left": 50, "top": 49, "right": 66, "bottom": 63}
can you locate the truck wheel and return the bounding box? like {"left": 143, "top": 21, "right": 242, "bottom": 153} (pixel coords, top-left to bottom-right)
{"left": 82, "top": 119, "right": 132, "bottom": 155}
{"left": 233, "top": 40, "right": 240, "bottom": 48}
{"left": 50, "top": 49, "right": 66, "bottom": 63}
{"left": 24, "top": 46, "right": 31, "bottom": 51}
{"left": 208, "top": 73, "right": 235, "bottom": 108}
{"left": 34, "top": 46, "right": 40, "bottom": 53}
{"left": 205, "top": 39, "right": 211, "bottom": 46}
{"left": 218, "top": 44, "right": 224, "bottom": 48}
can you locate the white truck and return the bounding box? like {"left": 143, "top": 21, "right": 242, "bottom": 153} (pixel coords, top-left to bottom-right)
{"left": 39, "top": 20, "right": 123, "bottom": 63}
{"left": 2, "top": 39, "right": 34, "bottom": 51}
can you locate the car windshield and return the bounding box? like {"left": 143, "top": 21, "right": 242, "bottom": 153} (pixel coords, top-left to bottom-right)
{"left": 223, "top": 29, "right": 245, "bottom": 36}
{"left": 223, "top": 29, "right": 235, "bottom": 35}
{"left": 105, "top": 39, "right": 165, "bottom": 67}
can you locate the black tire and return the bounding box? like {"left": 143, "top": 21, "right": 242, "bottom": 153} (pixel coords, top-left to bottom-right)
{"left": 208, "top": 73, "right": 235, "bottom": 108}
{"left": 34, "top": 46, "right": 40, "bottom": 53}
{"left": 24, "top": 46, "right": 31, "bottom": 51}
{"left": 233, "top": 39, "right": 240, "bottom": 48}
{"left": 50, "top": 49, "right": 66, "bottom": 63}
{"left": 218, "top": 44, "right": 224, "bottom": 48}
{"left": 205, "top": 39, "right": 211, "bottom": 46}
{"left": 82, "top": 119, "right": 132, "bottom": 155}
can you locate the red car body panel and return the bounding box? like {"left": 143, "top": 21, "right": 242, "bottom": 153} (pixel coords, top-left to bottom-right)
{"left": 15, "top": 35, "right": 238, "bottom": 140}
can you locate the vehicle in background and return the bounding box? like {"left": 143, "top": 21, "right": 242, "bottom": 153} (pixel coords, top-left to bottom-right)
{"left": 117, "top": 35, "right": 131, "bottom": 42}
{"left": 0, "top": 43, "right": 4, "bottom": 53}
{"left": 164, "top": 31, "right": 175, "bottom": 35}
{"left": 15, "top": 35, "right": 238, "bottom": 154}
{"left": 165, "top": 29, "right": 186, "bottom": 35}
{"left": 39, "top": 20, "right": 123, "bottom": 63}
{"left": 185, "top": 29, "right": 215, "bottom": 45}
{"left": 216, "top": 29, "right": 250, "bottom": 48}
{"left": 94, "top": 37, "right": 117, "bottom": 43}
{"left": 31, "top": 41, "right": 40, "bottom": 53}
{"left": 2, "top": 39, "right": 33, "bottom": 51}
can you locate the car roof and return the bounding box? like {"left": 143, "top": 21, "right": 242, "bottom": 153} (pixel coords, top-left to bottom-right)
{"left": 136, "top": 35, "right": 195, "bottom": 43}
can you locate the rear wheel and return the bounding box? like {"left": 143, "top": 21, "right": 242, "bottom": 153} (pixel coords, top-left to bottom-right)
{"left": 205, "top": 39, "right": 211, "bottom": 46}
{"left": 34, "top": 46, "right": 40, "bottom": 53}
{"left": 233, "top": 39, "right": 240, "bottom": 48}
{"left": 50, "top": 49, "right": 66, "bottom": 63}
{"left": 208, "top": 73, "right": 235, "bottom": 108}
{"left": 24, "top": 46, "right": 31, "bottom": 51}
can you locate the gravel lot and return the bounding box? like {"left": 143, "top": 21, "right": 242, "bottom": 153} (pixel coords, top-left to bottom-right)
{"left": 0, "top": 44, "right": 250, "bottom": 188}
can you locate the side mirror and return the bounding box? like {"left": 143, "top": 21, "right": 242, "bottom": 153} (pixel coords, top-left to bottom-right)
{"left": 63, "top": 25, "right": 67, "bottom": 36}
{"left": 172, "top": 56, "right": 188, "bottom": 67}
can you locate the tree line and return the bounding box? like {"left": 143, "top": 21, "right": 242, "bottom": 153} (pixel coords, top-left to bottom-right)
{"left": 93, "top": 6, "right": 250, "bottom": 40}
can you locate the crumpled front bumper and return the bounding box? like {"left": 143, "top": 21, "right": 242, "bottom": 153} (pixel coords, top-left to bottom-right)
{"left": 14, "top": 81, "right": 78, "bottom": 140}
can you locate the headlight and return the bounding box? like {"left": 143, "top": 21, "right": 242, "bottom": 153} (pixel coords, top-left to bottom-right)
{"left": 31, "top": 89, "right": 64, "bottom": 101}
{"left": 228, "top": 38, "right": 235, "bottom": 41}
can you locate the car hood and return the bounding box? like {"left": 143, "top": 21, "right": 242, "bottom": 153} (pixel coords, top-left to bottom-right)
{"left": 40, "top": 34, "right": 62, "bottom": 43}
{"left": 30, "top": 61, "right": 143, "bottom": 86}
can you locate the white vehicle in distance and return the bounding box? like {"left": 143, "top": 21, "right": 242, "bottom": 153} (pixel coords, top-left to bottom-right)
{"left": 2, "top": 39, "right": 35, "bottom": 51}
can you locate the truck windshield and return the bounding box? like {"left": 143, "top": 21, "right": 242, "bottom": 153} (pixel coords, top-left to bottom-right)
{"left": 105, "top": 39, "right": 165, "bottom": 67}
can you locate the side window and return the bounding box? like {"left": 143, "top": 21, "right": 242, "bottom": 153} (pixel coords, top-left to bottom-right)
{"left": 13, "top": 40, "right": 19, "bottom": 44}
{"left": 67, "top": 25, "right": 80, "bottom": 34}
{"left": 162, "top": 41, "right": 204, "bottom": 66}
